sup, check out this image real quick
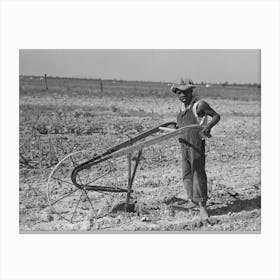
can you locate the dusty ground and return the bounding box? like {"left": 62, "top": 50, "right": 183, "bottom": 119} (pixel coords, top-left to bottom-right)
{"left": 19, "top": 77, "right": 261, "bottom": 232}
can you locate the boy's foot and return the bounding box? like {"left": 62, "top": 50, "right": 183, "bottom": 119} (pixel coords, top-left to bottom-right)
{"left": 199, "top": 206, "right": 210, "bottom": 219}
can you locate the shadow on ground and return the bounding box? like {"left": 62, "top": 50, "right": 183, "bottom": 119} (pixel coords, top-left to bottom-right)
{"left": 209, "top": 195, "right": 261, "bottom": 216}
{"left": 170, "top": 195, "right": 261, "bottom": 217}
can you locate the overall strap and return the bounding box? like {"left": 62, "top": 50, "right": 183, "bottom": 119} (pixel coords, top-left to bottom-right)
{"left": 180, "top": 96, "right": 199, "bottom": 112}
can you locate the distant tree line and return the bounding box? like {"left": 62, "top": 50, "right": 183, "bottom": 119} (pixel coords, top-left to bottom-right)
{"left": 200, "top": 81, "right": 261, "bottom": 88}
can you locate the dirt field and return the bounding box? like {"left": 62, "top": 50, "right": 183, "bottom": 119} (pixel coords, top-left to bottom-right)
{"left": 19, "top": 77, "right": 261, "bottom": 232}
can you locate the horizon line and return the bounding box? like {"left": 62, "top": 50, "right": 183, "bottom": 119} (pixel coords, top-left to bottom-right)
{"left": 19, "top": 74, "right": 261, "bottom": 85}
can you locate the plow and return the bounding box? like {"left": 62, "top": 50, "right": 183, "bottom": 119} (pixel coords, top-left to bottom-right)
{"left": 46, "top": 122, "right": 204, "bottom": 223}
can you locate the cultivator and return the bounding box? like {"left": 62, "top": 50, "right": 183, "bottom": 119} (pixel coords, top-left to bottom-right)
{"left": 46, "top": 122, "right": 203, "bottom": 223}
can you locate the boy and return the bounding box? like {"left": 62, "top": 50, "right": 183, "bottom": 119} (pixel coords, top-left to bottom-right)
{"left": 171, "top": 78, "right": 220, "bottom": 218}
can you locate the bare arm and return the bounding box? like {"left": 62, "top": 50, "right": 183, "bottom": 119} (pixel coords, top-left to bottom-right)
{"left": 196, "top": 100, "right": 220, "bottom": 137}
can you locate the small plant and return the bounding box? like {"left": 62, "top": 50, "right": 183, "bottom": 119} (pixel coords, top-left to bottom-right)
{"left": 111, "top": 105, "right": 119, "bottom": 113}
{"left": 73, "top": 109, "right": 82, "bottom": 119}
{"left": 33, "top": 123, "right": 48, "bottom": 134}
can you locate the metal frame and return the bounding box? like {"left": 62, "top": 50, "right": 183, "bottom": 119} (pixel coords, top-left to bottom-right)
{"left": 47, "top": 122, "right": 203, "bottom": 222}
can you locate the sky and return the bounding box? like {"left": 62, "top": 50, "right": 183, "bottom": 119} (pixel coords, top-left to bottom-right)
{"left": 19, "top": 49, "right": 260, "bottom": 83}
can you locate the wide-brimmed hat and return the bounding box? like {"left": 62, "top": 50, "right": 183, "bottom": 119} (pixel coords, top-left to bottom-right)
{"left": 170, "top": 78, "right": 196, "bottom": 93}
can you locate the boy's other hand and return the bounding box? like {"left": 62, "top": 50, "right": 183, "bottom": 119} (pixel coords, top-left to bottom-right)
{"left": 201, "top": 127, "right": 212, "bottom": 138}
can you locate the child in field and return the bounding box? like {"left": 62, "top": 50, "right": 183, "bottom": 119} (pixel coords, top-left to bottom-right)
{"left": 171, "top": 78, "right": 220, "bottom": 218}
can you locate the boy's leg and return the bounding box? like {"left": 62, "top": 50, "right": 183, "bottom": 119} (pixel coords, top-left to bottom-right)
{"left": 190, "top": 140, "right": 207, "bottom": 202}
{"left": 181, "top": 144, "right": 193, "bottom": 200}
{"left": 189, "top": 140, "right": 209, "bottom": 218}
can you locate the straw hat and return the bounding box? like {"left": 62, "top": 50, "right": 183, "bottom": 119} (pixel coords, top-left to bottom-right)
{"left": 170, "top": 78, "right": 196, "bottom": 93}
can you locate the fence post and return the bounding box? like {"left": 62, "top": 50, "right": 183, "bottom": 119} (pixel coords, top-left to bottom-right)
{"left": 99, "top": 78, "right": 103, "bottom": 93}
{"left": 44, "top": 74, "right": 48, "bottom": 90}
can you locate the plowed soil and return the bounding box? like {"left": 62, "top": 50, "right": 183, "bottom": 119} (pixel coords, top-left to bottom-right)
{"left": 19, "top": 77, "right": 261, "bottom": 232}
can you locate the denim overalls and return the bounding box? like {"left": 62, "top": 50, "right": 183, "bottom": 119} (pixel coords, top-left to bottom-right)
{"left": 177, "top": 98, "right": 208, "bottom": 204}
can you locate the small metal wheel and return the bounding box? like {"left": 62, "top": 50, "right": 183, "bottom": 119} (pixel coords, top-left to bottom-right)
{"left": 46, "top": 150, "right": 128, "bottom": 223}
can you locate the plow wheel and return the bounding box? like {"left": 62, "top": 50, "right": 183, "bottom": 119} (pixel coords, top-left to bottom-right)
{"left": 47, "top": 150, "right": 128, "bottom": 223}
